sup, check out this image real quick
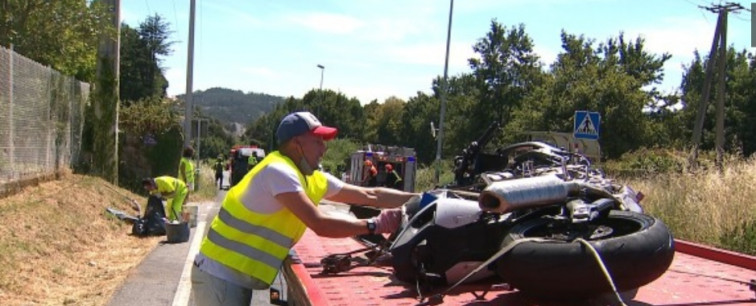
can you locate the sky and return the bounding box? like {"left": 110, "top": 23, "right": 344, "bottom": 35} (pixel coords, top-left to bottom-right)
{"left": 120, "top": 0, "right": 754, "bottom": 105}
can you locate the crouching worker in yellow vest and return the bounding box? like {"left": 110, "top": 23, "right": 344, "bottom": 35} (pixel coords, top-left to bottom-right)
{"left": 141, "top": 176, "right": 188, "bottom": 222}
{"left": 191, "top": 111, "right": 419, "bottom": 305}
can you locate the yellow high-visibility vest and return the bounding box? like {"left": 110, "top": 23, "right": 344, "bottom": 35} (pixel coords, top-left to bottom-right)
{"left": 198, "top": 151, "right": 328, "bottom": 285}
{"left": 178, "top": 157, "right": 195, "bottom": 185}
{"left": 152, "top": 176, "right": 186, "bottom": 198}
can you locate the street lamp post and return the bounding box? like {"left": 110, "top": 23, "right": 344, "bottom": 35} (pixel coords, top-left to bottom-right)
{"left": 317, "top": 64, "right": 325, "bottom": 114}
{"left": 435, "top": 0, "right": 454, "bottom": 185}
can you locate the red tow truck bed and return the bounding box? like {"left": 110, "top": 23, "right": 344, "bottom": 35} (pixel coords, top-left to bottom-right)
{"left": 283, "top": 229, "right": 756, "bottom": 305}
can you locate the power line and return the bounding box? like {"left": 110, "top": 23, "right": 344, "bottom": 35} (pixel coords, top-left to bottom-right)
{"left": 732, "top": 14, "right": 750, "bottom": 22}
{"left": 199, "top": 0, "right": 204, "bottom": 64}
{"left": 171, "top": 0, "right": 181, "bottom": 39}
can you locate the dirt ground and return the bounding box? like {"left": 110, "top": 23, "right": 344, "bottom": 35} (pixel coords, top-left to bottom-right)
{"left": 0, "top": 172, "right": 162, "bottom": 306}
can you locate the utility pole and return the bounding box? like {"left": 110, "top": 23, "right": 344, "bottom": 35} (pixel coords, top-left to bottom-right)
{"left": 94, "top": 0, "right": 120, "bottom": 184}
{"left": 714, "top": 7, "right": 727, "bottom": 171}
{"left": 688, "top": 2, "right": 744, "bottom": 171}
{"left": 184, "top": 0, "right": 196, "bottom": 148}
{"left": 434, "top": 0, "right": 454, "bottom": 185}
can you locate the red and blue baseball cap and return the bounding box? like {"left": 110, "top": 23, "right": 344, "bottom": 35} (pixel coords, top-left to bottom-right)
{"left": 276, "top": 111, "right": 338, "bottom": 144}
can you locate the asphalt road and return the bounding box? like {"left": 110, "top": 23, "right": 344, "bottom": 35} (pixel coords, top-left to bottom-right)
{"left": 107, "top": 171, "right": 286, "bottom": 306}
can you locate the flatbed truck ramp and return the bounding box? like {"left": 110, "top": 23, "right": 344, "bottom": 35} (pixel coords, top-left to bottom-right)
{"left": 283, "top": 230, "right": 756, "bottom": 305}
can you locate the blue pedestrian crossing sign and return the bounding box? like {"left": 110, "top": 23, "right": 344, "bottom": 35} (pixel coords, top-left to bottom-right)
{"left": 574, "top": 111, "right": 600, "bottom": 140}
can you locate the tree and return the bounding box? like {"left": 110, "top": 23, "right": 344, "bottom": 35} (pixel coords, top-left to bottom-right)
{"left": 246, "top": 97, "right": 305, "bottom": 151}
{"left": 515, "top": 32, "right": 671, "bottom": 158}
{"left": 137, "top": 14, "right": 173, "bottom": 98}
{"left": 468, "top": 21, "right": 544, "bottom": 137}
{"left": 119, "top": 15, "right": 173, "bottom": 104}
{"left": 363, "top": 97, "right": 405, "bottom": 145}
{"left": 299, "top": 89, "right": 365, "bottom": 141}
{"left": 398, "top": 92, "right": 440, "bottom": 164}
{"left": 679, "top": 48, "right": 756, "bottom": 156}
{"left": 0, "top": 0, "right": 112, "bottom": 81}
{"left": 429, "top": 73, "right": 486, "bottom": 159}
{"left": 118, "top": 98, "right": 183, "bottom": 190}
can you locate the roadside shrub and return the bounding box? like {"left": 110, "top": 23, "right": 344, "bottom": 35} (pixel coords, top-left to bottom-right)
{"left": 602, "top": 147, "right": 688, "bottom": 178}
{"left": 321, "top": 138, "right": 361, "bottom": 175}
{"left": 118, "top": 98, "right": 183, "bottom": 192}
{"left": 415, "top": 160, "right": 454, "bottom": 192}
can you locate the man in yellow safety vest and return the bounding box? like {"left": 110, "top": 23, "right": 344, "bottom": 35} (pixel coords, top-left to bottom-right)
{"left": 178, "top": 146, "right": 195, "bottom": 192}
{"left": 141, "top": 176, "right": 188, "bottom": 222}
{"left": 191, "top": 111, "right": 418, "bottom": 305}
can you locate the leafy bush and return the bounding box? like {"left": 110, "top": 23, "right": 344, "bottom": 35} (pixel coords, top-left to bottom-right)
{"left": 415, "top": 160, "right": 455, "bottom": 192}
{"left": 321, "top": 138, "right": 361, "bottom": 174}
{"left": 602, "top": 147, "right": 688, "bottom": 177}
{"left": 118, "top": 98, "right": 183, "bottom": 192}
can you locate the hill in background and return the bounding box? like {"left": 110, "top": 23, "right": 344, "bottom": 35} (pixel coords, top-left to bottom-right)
{"left": 179, "top": 87, "right": 284, "bottom": 127}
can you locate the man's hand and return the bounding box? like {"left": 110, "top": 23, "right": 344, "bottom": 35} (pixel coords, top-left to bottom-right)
{"left": 372, "top": 208, "right": 403, "bottom": 234}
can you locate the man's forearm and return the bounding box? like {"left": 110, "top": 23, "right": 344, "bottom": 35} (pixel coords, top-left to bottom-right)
{"left": 313, "top": 217, "right": 371, "bottom": 238}
{"left": 371, "top": 187, "right": 419, "bottom": 208}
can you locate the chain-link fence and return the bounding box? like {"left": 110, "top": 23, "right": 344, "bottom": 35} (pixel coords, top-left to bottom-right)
{"left": 0, "top": 46, "right": 89, "bottom": 185}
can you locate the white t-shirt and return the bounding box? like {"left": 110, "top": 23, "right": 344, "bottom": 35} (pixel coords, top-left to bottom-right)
{"left": 237, "top": 162, "right": 344, "bottom": 214}
{"left": 195, "top": 162, "right": 345, "bottom": 289}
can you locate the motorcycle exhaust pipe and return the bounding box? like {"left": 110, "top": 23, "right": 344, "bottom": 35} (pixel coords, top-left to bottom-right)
{"left": 478, "top": 175, "right": 577, "bottom": 214}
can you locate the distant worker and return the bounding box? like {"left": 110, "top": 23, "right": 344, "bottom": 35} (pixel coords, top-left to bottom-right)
{"left": 141, "top": 176, "right": 188, "bottom": 222}
{"left": 214, "top": 155, "right": 225, "bottom": 190}
{"left": 361, "top": 160, "right": 378, "bottom": 187}
{"left": 179, "top": 146, "right": 196, "bottom": 192}
{"left": 230, "top": 149, "right": 247, "bottom": 187}
{"left": 247, "top": 151, "right": 259, "bottom": 171}
{"left": 384, "top": 164, "right": 403, "bottom": 190}
{"left": 190, "top": 111, "right": 418, "bottom": 305}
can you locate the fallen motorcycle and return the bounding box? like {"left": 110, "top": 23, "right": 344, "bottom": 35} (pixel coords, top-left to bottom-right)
{"left": 389, "top": 122, "right": 675, "bottom": 300}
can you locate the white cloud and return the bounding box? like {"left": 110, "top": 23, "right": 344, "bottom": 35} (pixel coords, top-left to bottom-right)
{"left": 345, "top": 83, "right": 416, "bottom": 104}
{"left": 202, "top": 2, "right": 265, "bottom": 29}
{"left": 286, "top": 12, "right": 364, "bottom": 35}
{"left": 626, "top": 16, "right": 715, "bottom": 61}
{"left": 533, "top": 45, "right": 559, "bottom": 67}
{"left": 359, "top": 18, "right": 428, "bottom": 43}
{"left": 623, "top": 16, "right": 720, "bottom": 94}
{"left": 383, "top": 42, "right": 472, "bottom": 67}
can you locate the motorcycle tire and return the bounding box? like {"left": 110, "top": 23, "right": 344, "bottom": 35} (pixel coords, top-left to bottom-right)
{"left": 495, "top": 210, "right": 674, "bottom": 300}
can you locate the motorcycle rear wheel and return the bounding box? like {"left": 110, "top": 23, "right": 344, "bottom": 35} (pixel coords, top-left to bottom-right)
{"left": 495, "top": 210, "right": 674, "bottom": 300}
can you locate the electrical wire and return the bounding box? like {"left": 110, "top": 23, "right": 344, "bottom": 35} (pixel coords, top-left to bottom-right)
{"left": 171, "top": 0, "right": 181, "bottom": 39}
{"left": 199, "top": 0, "right": 204, "bottom": 66}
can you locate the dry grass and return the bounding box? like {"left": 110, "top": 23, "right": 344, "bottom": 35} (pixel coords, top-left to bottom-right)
{"left": 192, "top": 162, "right": 219, "bottom": 201}
{"left": 621, "top": 157, "right": 756, "bottom": 255}
{"left": 0, "top": 171, "right": 162, "bottom": 306}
